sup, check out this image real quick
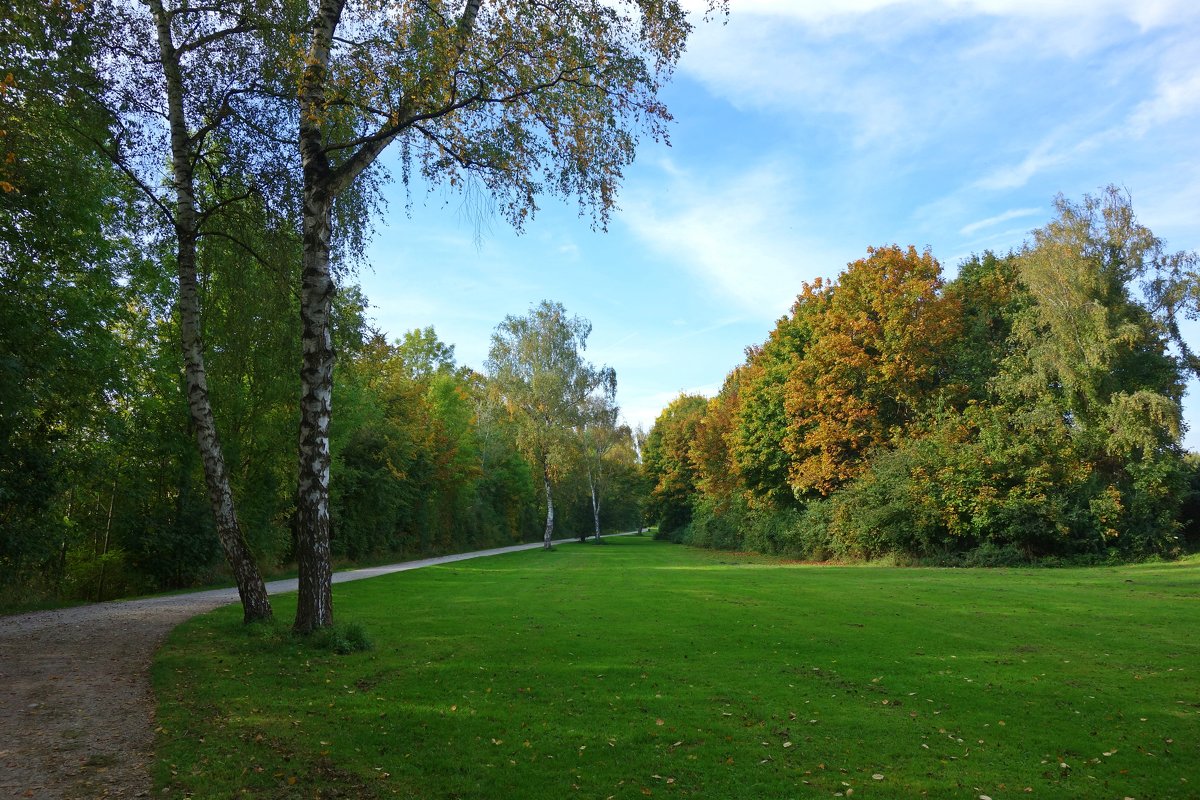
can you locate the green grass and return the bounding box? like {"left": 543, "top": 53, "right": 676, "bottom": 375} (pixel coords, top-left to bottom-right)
{"left": 153, "top": 538, "right": 1200, "bottom": 799}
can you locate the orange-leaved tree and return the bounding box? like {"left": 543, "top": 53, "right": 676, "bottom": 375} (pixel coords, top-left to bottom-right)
{"left": 784, "top": 246, "right": 961, "bottom": 496}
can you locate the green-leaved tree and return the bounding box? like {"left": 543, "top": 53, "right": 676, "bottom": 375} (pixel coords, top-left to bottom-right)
{"left": 271, "top": 0, "right": 724, "bottom": 630}
{"left": 486, "top": 301, "right": 605, "bottom": 549}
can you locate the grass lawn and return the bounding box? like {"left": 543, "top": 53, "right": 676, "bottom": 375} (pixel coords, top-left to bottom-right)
{"left": 153, "top": 537, "right": 1199, "bottom": 799}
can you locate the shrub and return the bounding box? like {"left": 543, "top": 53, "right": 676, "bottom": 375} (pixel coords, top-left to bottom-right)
{"left": 306, "top": 621, "right": 374, "bottom": 655}
{"left": 687, "top": 497, "right": 745, "bottom": 551}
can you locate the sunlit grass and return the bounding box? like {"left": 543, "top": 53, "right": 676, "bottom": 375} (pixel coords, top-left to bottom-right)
{"left": 153, "top": 537, "right": 1199, "bottom": 799}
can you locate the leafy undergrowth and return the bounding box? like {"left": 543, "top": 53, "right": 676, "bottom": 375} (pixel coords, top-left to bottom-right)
{"left": 153, "top": 537, "right": 1199, "bottom": 799}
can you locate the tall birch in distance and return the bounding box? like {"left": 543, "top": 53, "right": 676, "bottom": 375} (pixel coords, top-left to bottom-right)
{"left": 486, "top": 302, "right": 604, "bottom": 551}
{"left": 279, "top": 0, "right": 725, "bottom": 631}
{"left": 579, "top": 371, "right": 621, "bottom": 543}
{"left": 92, "top": 0, "right": 280, "bottom": 622}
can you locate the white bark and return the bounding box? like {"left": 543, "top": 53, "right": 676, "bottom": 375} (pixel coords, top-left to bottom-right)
{"left": 542, "top": 465, "right": 555, "bottom": 550}
{"left": 147, "top": 0, "right": 272, "bottom": 623}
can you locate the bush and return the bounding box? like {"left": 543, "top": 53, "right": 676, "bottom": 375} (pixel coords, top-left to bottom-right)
{"left": 306, "top": 621, "right": 374, "bottom": 655}
{"left": 686, "top": 497, "right": 745, "bottom": 551}
{"left": 664, "top": 494, "right": 840, "bottom": 562}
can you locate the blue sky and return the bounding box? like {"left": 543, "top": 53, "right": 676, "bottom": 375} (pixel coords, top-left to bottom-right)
{"left": 357, "top": 0, "right": 1200, "bottom": 447}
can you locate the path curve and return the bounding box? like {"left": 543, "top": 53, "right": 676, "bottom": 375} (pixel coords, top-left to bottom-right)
{"left": 0, "top": 535, "right": 624, "bottom": 799}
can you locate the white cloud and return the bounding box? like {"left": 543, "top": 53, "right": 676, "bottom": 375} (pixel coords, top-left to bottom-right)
{"left": 680, "top": 0, "right": 1200, "bottom": 158}
{"left": 1129, "top": 64, "right": 1200, "bottom": 136}
{"left": 974, "top": 140, "right": 1070, "bottom": 190}
{"left": 958, "top": 207, "right": 1041, "bottom": 236}
{"left": 679, "top": 14, "right": 926, "bottom": 150}
{"left": 619, "top": 160, "right": 839, "bottom": 321}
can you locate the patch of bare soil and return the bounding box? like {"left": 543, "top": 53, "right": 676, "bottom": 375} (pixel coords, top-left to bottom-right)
{"left": 0, "top": 590, "right": 235, "bottom": 799}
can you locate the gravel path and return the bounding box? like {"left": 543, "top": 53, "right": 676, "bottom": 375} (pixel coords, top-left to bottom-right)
{"left": 0, "top": 536, "right": 616, "bottom": 799}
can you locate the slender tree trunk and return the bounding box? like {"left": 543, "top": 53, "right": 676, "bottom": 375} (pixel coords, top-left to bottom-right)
{"left": 542, "top": 465, "right": 555, "bottom": 550}
{"left": 59, "top": 489, "right": 73, "bottom": 584}
{"left": 590, "top": 476, "right": 602, "bottom": 544}
{"left": 148, "top": 0, "right": 272, "bottom": 623}
{"left": 96, "top": 472, "right": 117, "bottom": 601}
{"left": 293, "top": 184, "right": 336, "bottom": 633}
{"left": 578, "top": 472, "right": 588, "bottom": 544}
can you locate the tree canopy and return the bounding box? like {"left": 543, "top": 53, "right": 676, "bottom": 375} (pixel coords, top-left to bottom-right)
{"left": 486, "top": 301, "right": 612, "bottom": 549}
{"left": 645, "top": 188, "right": 1198, "bottom": 563}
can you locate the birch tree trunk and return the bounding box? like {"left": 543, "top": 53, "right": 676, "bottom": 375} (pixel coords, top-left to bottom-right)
{"left": 293, "top": 183, "right": 337, "bottom": 633}
{"left": 292, "top": 0, "right": 343, "bottom": 632}
{"left": 149, "top": 0, "right": 272, "bottom": 623}
{"left": 590, "top": 476, "right": 602, "bottom": 544}
{"left": 542, "top": 465, "right": 555, "bottom": 550}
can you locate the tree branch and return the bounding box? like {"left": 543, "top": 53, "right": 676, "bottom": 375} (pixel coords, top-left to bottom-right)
{"left": 75, "top": 126, "right": 175, "bottom": 225}
{"left": 196, "top": 228, "right": 276, "bottom": 272}
{"left": 176, "top": 24, "right": 260, "bottom": 56}
{"left": 196, "top": 189, "right": 256, "bottom": 227}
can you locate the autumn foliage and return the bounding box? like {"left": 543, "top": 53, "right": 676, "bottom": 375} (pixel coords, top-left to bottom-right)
{"left": 784, "top": 246, "right": 961, "bottom": 496}
{"left": 645, "top": 190, "right": 1198, "bottom": 563}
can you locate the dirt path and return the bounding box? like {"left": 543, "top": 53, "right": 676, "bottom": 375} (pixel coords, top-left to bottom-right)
{"left": 0, "top": 536, "right": 617, "bottom": 799}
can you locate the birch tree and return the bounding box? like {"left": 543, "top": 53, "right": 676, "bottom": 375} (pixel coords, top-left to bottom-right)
{"left": 275, "top": 0, "right": 723, "bottom": 630}
{"left": 91, "top": 0, "right": 281, "bottom": 621}
{"left": 486, "top": 302, "right": 601, "bottom": 550}
{"left": 579, "top": 371, "right": 621, "bottom": 543}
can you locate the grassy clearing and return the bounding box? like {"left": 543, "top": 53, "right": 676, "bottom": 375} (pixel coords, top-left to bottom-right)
{"left": 153, "top": 538, "right": 1199, "bottom": 799}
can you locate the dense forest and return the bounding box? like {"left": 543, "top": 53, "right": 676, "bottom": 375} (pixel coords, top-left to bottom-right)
{"left": 2, "top": 0, "right": 676, "bottom": 614}
{"left": 644, "top": 188, "right": 1200, "bottom": 565}
{"left": 0, "top": 25, "right": 643, "bottom": 606}
{"left": 1, "top": 237, "right": 643, "bottom": 608}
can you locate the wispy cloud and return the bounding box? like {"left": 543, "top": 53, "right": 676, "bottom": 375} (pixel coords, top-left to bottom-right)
{"left": 974, "top": 140, "right": 1071, "bottom": 191}
{"left": 681, "top": 0, "right": 1200, "bottom": 161}
{"left": 958, "top": 207, "right": 1041, "bottom": 236}
{"left": 679, "top": 14, "right": 932, "bottom": 152}
{"left": 619, "top": 159, "right": 840, "bottom": 321}
{"left": 1129, "top": 61, "right": 1200, "bottom": 136}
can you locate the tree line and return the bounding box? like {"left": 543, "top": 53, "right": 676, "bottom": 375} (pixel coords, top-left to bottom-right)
{"left": 1, "top": 0, "right": 702, "bottom": 618}
{"left": 644, "top": 188, "right": 1200, "bottom": 564}
{"left": 0, "top": 253, "right": 645, "bottom": 609}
